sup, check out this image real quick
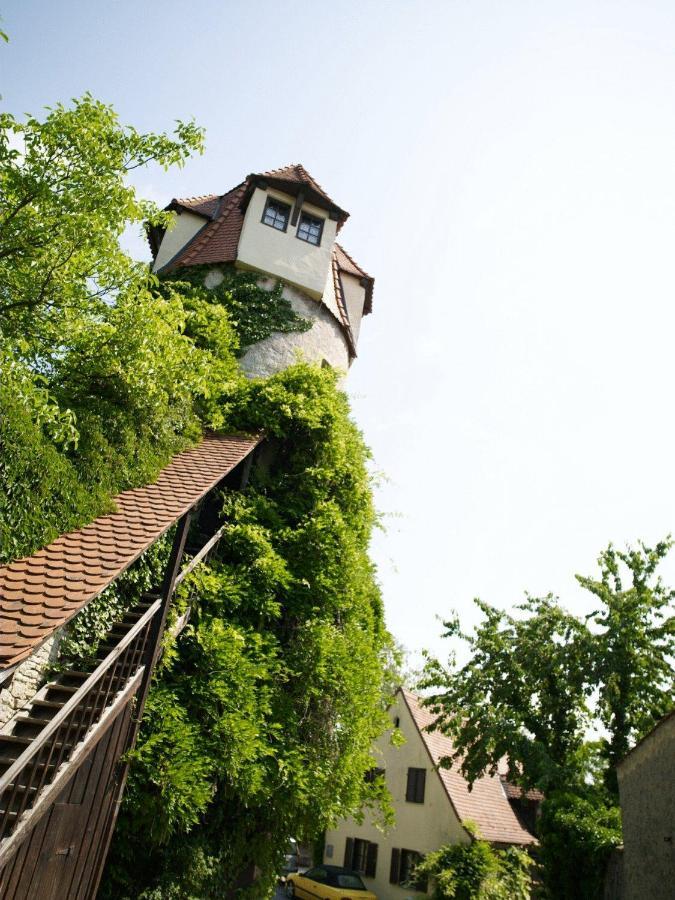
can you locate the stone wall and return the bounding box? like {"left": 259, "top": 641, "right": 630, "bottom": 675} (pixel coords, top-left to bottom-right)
{"left": 617, "top": 712, "right": 675, "bottom": 900}
{"left": 0, "top": 632, "right": 62, "bottom": 729}
{"left": 237, "top": 280, "right": 351, "bottom": 378}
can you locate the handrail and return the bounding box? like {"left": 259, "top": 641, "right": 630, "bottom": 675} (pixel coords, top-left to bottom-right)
{"left": 0, "top": 597, "right": 161, "bottom": 797}
{"left": 174, "top": 524, "right": 226, "bottom": 587}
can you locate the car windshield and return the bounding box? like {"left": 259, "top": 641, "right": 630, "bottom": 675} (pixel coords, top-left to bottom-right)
{"left": 333, "top": 874, "right": 367, "bottom": 890}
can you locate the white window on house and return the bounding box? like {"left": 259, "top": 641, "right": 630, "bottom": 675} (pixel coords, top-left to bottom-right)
{"left": 406, "top": 767, "right": 426, "bottom": 803}
{"left": 296, "top": 211, "right": 324, "bottom": 246}
{"left": 390, "top": 848, "right": 427, "bottom": 892}
{"left": 262, "top": 197, "right": 291, "bottom": 231}
{"left": 344, "top": 837, "right": 378, "bottom": 877}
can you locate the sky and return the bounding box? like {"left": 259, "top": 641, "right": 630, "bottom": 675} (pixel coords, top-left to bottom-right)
{"left": 4, "top": 0, "right": 675, "bottom": 665}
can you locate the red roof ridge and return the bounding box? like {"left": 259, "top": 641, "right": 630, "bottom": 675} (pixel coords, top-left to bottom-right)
{"left": 0, "top": 434, "right": 261, "bottom": 670}
{"left": 175, "top": 193, "right": 220, "bottom": 205}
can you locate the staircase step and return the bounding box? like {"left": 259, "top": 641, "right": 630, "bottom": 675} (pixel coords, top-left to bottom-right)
{"left": 12, "top": 716, "right": 52, "bottom": 739}
{"left": 44, "top": 683, "right": 80, "bottom": 703}
{"left": 0, "top": 755, "right": 57, "bottom": 775}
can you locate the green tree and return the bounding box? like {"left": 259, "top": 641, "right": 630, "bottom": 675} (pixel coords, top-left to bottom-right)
{"left": 421, "top": 540, "right": 675, "bottom": 796}
{"left": 421, "top": 596, "right": 593, "bottom": 794}
{"left": 0, "top": 97, "right": 237, "bottom": 561}
{"left": 578, "top": 539, "right": 675, "bottom": 785}
{"left": 0, "top": 94, "right": 203, "bottom": 356}
{"left": 421, "top": 539, "right": 675, "bottom": 897}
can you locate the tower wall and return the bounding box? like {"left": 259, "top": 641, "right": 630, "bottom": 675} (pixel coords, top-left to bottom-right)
{"left": 238, "top": 280, "right": 350, "bottom": 377}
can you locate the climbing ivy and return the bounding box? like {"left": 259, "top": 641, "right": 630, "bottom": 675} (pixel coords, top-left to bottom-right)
{"left": 161, "top": 265, "right": 311, "bottom": 353}
{"left": 101, "top": 364, "right": 395, "bottom": 900}
{"left": 56, "top": 534, "right": 173, "bottom": 666}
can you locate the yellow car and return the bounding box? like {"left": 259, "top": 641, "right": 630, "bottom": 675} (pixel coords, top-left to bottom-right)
{"left": 285, "top": 865, "right": 377, "bottom": 900}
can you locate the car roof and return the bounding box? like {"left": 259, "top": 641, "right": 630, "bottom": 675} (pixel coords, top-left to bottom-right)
{"left": 315, "top": 866, "right": 362, "bottom": 876}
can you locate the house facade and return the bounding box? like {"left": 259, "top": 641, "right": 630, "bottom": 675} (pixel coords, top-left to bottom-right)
{"left": 617, "top": 709, "right": 675, "bottom": 900}
{"left": 148, "top": 164, "right": 374, "bottom": 377}
{"left": 323, "top": 689, "right": 536, "bottom": 900}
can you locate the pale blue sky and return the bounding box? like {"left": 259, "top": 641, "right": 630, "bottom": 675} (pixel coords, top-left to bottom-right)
{"left": 5, "top": 1, "right": 675, "bottom": 662}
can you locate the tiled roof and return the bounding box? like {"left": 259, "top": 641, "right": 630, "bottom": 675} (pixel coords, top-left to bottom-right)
{"left": 172, "top": 194, "right": 221, "bottom": 219}
{"left": 162, "top": 183, "right": 247, "bottom": 271}
{"left": 331, "top": 251, "right": 357, "bottom": 359}
{"left": 261, "top": 164, "right": 345, "bottom": 214}
{"left": 334, "top": 243, "right": 374, "bottom": 315}
{"left": 401, "top": 689, "right": 536, "bottom": 846}
{"left": 0, "top": 434, "right": 260, "bottom": 670}
{"left": 499, "top": 779, "right": 544, "bottom": 802}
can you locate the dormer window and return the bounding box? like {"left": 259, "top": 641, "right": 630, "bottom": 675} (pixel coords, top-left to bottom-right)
{"left": 262, "top": 197, "right": 290, "bottom": 231}
{"left": 297, "top": 211, "right": 324, "bottom": 246}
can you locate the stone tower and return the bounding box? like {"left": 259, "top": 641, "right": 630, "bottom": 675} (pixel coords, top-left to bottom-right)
{"left": 148, "top": 164, "right": 374, "bottom": 377}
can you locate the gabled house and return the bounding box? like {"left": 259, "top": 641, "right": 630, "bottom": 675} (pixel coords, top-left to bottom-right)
{"left": 323, "top": 689, "right": 536, "bottom": 899}
{"left": 148, "top": 164, "right": 374, "bottom": 377}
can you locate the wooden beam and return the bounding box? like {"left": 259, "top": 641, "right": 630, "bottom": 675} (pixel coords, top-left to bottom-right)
{"left": 290, "top": 190, "right": 305, "bottom": 227}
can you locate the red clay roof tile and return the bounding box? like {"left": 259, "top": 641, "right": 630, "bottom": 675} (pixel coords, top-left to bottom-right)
{"left": 0, "top": 434, "right": 260, "bottom": 670}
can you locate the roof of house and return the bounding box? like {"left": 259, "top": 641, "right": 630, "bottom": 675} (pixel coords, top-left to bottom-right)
{"left": 400, "top": 689, "right": 537, "bottom": 846}
{"left": 0, "top": 434, "right": 260, "bottom": 670}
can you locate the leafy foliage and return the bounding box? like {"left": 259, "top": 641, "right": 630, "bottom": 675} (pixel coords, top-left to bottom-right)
{"left": 421, "top": 540, "right": 675, "bottom": 897}
{"left": 0, "top": 98, "right": 237, "bottom": 562}
{"left": 416, "top": 824, "right": 533, "bottom": 900}
{"left": 102, "top": 365, "right": 394, "bottom": 899}
{"left": 0, "top": 94, "right": 203, "bottom": 356}
{"left": 537, "top": 793, "right": 622, "bottom": 900}
{"left": 578, "top": 539, "right": 675, "bottom": 783}
{"left": 162, "top": 265, "right": 311, "bottom": 352}
{"left": 421, "top": 540, "right": 675, "bottom": 796}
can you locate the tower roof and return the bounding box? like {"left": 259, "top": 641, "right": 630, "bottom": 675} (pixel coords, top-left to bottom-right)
{"left": 148, "top": 166, "right": 372, "bottom": 359}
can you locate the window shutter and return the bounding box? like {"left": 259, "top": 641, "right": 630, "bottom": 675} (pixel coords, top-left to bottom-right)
{"left": 389, "top": 847, "right": 401, "bottom": 884}
{"left": 405, "top": 769, "right": 415, "bottom": 802}
{"left": 416, "top": 768, "right": 426, "bottom": 803}
{"left": 344, "top": 837, "right": 354, "bottom": 869}
{"left": 365, "top": 842, "right": 378, "bottom": 878}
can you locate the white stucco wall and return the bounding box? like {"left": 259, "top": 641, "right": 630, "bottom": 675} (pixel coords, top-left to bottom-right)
{"left": 341, "top": 272, "right": 367, "bottom": 345}
{"left": 236, "top": 187, "right": 337, "bottom": 298}
{"left": 153, "top": 210, "right": 206, "bottom": 272}
{"left": 239, "top": 280, "right": 350, "bottom": 378}
{"left": 0, "top": 632, "right": 62, "bottom": 728}
{"left": 324, "top": 694, "right": 468, "bottom": 900}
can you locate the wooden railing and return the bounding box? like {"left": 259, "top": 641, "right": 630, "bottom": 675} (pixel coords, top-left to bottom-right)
{"left": 0, "top": 596, "right": 158, "bottom": 844}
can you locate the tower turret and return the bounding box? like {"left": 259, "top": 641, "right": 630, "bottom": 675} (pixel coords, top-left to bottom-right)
{"left": 148, "top": 164, "right": 374, "bottom": 377}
